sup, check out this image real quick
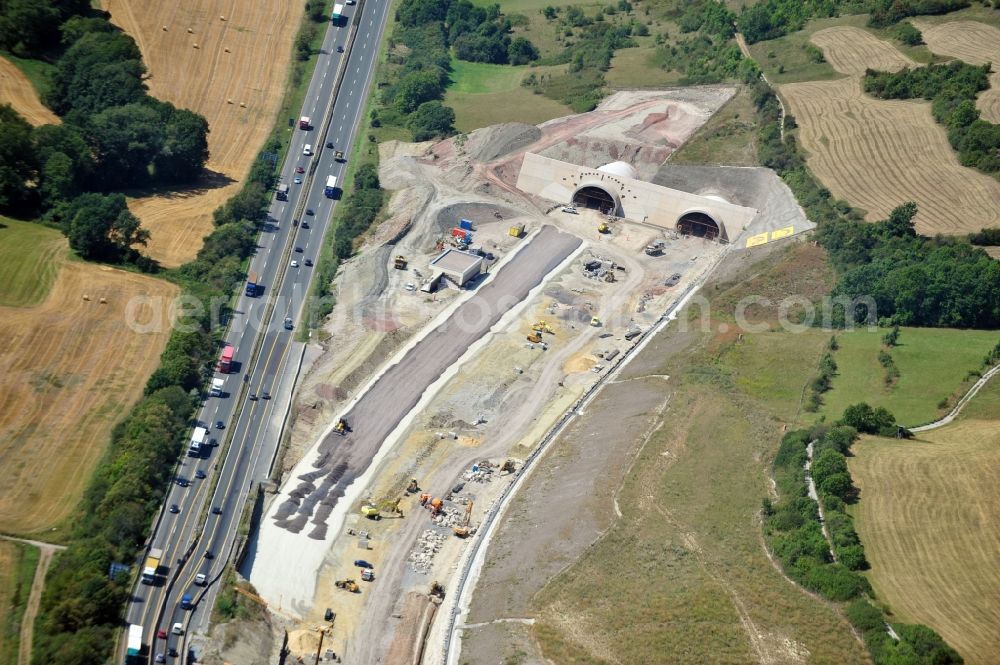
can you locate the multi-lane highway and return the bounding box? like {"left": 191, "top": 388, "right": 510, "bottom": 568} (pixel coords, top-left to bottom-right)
{"left": 125, "top": 0, "right": 393, "bottom": 660}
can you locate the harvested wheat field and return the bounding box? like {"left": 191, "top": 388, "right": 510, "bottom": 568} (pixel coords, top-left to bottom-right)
{"left": 850, "top": 420, "right": 1000, "bottom": 665}
{"left": 0, "top": 259, "right": 177, "bottom": 535}
{"left": 781, "top": 27, "right": 1000, "bottom": 234}
{"left": 106, "top": 0, "right": 304, "bottom": 267}
{"left": 912, "top": 20, "right": 1000, "bottom": 123}
{"left": 0, "top": 56, "right": 59, "bottom": 126}
{"left": 810, "top": 26, "right": 916, "bottom": 76}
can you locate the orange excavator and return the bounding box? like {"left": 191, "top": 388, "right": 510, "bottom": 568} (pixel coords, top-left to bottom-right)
{"left": 453, "top": 501, "right": 474, "bottom": 538}
{"left": 418, "top": 493, "right": 443, "bottom": 516}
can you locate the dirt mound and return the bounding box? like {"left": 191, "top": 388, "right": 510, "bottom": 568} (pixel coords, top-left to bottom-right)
{"left": 466, "top": 122, "right": 542, "bottom": 163}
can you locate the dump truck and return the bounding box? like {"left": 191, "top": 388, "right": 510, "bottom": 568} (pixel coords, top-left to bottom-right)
{"left": 509, "top": 223, "right": 525, "bottom": 238}
{"left": 141, "top": 548, "right": 163, "bottom": 584}
{"left": 218, "top": 345, "right": 234, "bottom": 373}
{"left": 299, "top": 116, "right": 311, "bottom": 130}
{"left": 209, "top": 377, "right": 224, "bottom": 397}
{"left": 246, "top": 271, "right": 261, "bottom": 297}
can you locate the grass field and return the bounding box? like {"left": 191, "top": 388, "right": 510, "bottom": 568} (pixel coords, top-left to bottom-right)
{"left": 0, "top": 219, "right": 68, "bottom": 308}
{"left": 0, "top": 255, "right": 177, "bottom": 535}
{"left": 781, "top": 39, "right": 1000, "bottom": 235}
{"left": 850, "top": 416, "right": 1000, "bottom": 665}
{"left": 106, "top": 0, "right": 304, "bottom": 267}
{"left": 0, "top": 55, "right": 58, "bottom": 126}
{"left": 912, "top": 20, "right": 1000, "bottom": 123}
{"left": 818, "top": 328, "right": 999, "bottom": 426}
{"left": 0, "top": 540, "right": 38, "bottom": 665}
{"left": 670, "top": 84, "right": 759, "bottom": 166}
{"left": 445, "top": 60, "right": 571, "bottom": 131}
{"left": 605, "top": 42, "right": 684, "bottom": 90}
{"left": 534, "top": 244, "right": 871, "bottom": 664}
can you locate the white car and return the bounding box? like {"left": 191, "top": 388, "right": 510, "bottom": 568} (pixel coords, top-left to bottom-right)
{"left": 293, "top": 176, "right": 302, "bottom": 184}
{"left": 561, "top": 205, "right": 578, "bottom": 214}
{"left": 290, "top": 260, "right": 299, "bottom": 268}
{"left": 195, "top": 573, "right": 207, "bottom": 586}
{"left": 171, "top": 622, "right": 183, "bottom": 635}
{"left": 405, "top": 283, "right": 416, "bottom": 291}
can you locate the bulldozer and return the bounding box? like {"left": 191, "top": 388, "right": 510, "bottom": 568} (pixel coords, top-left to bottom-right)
{"left": 527, "top": 332, "right": 542, "bottom": 344}
{"left": 500, "top": 459, "right": 516, "bottom": 474}
{"left": 335, "top": 579, "right": 359, "bottom": 593}
{"left": 453, "top": 501, "right": 474, "bottom": 538}
{"left": 598, "top": 223, "right": 610, "bottom": 234}
{"left": 334, "top": 418, "right": 349, "bottom": 436}
{"left": 531, "top": 320, "right": 555, "bottom": 335}
{"left": 393, "top": 255, "right": 408, "bottom": 270}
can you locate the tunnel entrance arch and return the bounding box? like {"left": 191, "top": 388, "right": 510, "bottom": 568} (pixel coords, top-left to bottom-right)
{"left": 572, "top": 185, "right": 618, "bottom": 215}
{"left": 677, "top": 211, "right": 722, "bottom": 241}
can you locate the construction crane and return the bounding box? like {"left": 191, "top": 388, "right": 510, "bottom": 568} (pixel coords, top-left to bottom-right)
{"left": 453, "top": 501, "right": 474, "bottom": 538}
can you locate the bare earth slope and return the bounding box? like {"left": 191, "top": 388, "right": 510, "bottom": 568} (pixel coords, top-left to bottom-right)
{"left": 0, "top": 56, "right": 59, "bottom": 126}
{"left": 781, "top": 26, "right": 1000, "bottom": 234}
{"left": 107, "top": 0, "right": 303, "bottom": 267}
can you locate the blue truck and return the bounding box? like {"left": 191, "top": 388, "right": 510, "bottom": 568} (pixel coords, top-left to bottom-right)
{"left": 246, "top": 271, "right": 261, "bottom": 297}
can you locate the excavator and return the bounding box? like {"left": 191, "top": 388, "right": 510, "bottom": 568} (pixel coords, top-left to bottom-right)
{"left": 334, "top": 418, "right": 349, "bottom": 435}
{"left": 453, "top": 501, "right": 474, "bottom": 538}
{"left": 335, "top": 579, "right": 360, "bottom": 593}
{"left": 360, "top": 498, "right": 404, "bottom": 520}
{"left": 531, "top": 320, "right": 555, "bottom": 335}
{"left": 406, "top": 478, "right": 420, "bottom": 494}
{"left": 419, "top": 493, "right": 443, "bottom": 516}
{"left": 500, "top": 459, "right": 516, "bottom": 474}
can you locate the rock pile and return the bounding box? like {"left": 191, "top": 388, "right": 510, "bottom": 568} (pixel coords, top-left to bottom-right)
{"left": 408, "top": 529, "right": 448, "bottom": 573}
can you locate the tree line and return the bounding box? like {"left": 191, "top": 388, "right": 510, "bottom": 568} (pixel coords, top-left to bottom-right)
{"left": 766, "top": 421, "right": 963, "bottom": 664}
{"left": 736, "top": 0, "right": 968, "bottom": 44}
{"left": 864, "top": 61, "right": 1000, "bottom": 176}
{"left": 0, "top": 9, "right": 210, "bottom": 263}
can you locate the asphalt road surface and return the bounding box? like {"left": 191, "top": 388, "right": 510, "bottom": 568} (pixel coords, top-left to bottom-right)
{"left": 125, "top": 0, "right": 393, "bottom": 660}
{"left": 259, "top": 226, "right": 582, "bottom": 543}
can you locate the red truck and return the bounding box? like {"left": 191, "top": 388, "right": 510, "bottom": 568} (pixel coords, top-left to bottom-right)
{"left": 299, "top": 116, "right": 311, "bottom": 130}
{"left": 219, "top": 345, "right": 235, "bottom": 373}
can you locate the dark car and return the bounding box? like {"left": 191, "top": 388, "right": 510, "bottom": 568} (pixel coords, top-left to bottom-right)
{"left": 305, "top": 208, "right": 314, "bottom": 216}
{"left": 169, "top": 504, "right": 180, "bottom": 514}
{"left": 301, "top": 221, "right": 310, "bottom": 229}
{"left": 664, "top": 272, "right": 682, "bottom": 287}
{"left": 215, "top": 420, "right": 225, "bottom": 429}
{"left": 168, "top": 647, "right": 179, "bottom": 657}
{"left": 336, "top": 45, "right": 343, "bottom": 53}
{"left": 249, "top": 392, "right": 258, "bottom": 401}
{"left": 295, "top": 246, "right": 304, "bottom": 253}
{"left": 176, "top": 478, "right": 189, "bottom": 487}
{"left": 324, "top": 607, "right": 335, "bottom": 621}
{"left": 195, "top": 469, "right": 206, "bottom": 479}
{"left": 353, "top": 559, "right": 373, "bottom": 569}
{"left": 204, "top": 550, "right": 214, "bottom": 559}
{"left": 295, "top": 166, "right": 305, "bottom": 174}
{"left": 209, "top": 437, "right": 218, "bottom": 447}
{"left": 304, "top": 258, "right": 313, "bottom": 267}
{"left": 212, "top": 506, "right": 223, "bottom": 515}
{"left": 262, "top": 391, "right": 270, "bottom": 400}
{"left": 327, "top": 140, "right": 335, "bottom": 148}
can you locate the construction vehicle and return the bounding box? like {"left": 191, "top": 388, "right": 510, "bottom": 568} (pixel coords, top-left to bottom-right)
{"left": 645, "top": 240, "right": 665, "bottom": 256}
{"left": 527, "top": 332, "right": 542, "bottom": 344}
{"left": 362, "top": 498, "right": 403, "bottom": 520}
{"left": 598, "top": 223, "right": 610, "bottom": 234}
{"left": 418, "top": 492, "right": 431, "bottom": 506}
{"left": 360, "top": 569, "right": 375, "bottom": 582}
{"left": 360, "top": 504, "right": 381, "bottom": 520}
{"left": 453, "top": 501, "right": 474, "bottom": 538}
{"left": 334, "top": 418, "right": 349, "bottom": 435}
{"left": 500, "top": 459, "right": 516, "bottom": 474}
{"left": 430, "top": 581, "right": 445, "bottom": 599}
{"left": 233, "top": 585, "right": 269, "bottom": 608}
{"left": 531, "top": 321, "right": 555, "bottom": 334}
{"left": 603, "top": 270, "right": 616, "bottom": 283}
{"left": 421, "top": 496, "right": 443, "bottom": 516}
{"left": 509, "top": 223, "right": 524, "bottom": 238}
{"left": 393, "top": 255, "right": 408, "bottom": 270}
{"left": 335, "top": 579, "right": 359, "bottom": 593}
{"left": 406, "top": 478, "right": 419, "bottom": 494}
{"left": 590, "top": 317, "right": 601, "bottom": 327}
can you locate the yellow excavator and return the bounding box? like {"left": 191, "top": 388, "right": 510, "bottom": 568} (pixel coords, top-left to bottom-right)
{"left": 334, "top": 418, "right": 349, "bottom": 435}
{"left": 335, "top": 579, "right": 360, "bottom": 593}
{"left": 453, "top": 501, "right": 474, "bottom": 538}
{"left": 361, "top": 498, "right": 403, "bottom": 520}
{"left": 531, "top": 320, "right": 555, "bottom": 335}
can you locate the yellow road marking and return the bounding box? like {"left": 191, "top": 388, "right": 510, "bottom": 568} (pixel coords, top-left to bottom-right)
{"left": 770, "top": 225, "right": 794, "bottom": 240}
{"left": 745, "top": 232, "right": 769, "bottom": 248}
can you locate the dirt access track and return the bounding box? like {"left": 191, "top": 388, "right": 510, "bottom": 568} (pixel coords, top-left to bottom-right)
{"left": 107, "top": 0, "right": 303, "bottom": 267}
{"left": 0, "top": 56, "right": 59, "bottom": 126}
{"left": 0, "top": 261, "right": 176, "bottom": 535}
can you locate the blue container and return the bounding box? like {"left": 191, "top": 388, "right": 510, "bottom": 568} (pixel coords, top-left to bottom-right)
{"left": 459, "top": 219, "right": 474, "bottom": 231}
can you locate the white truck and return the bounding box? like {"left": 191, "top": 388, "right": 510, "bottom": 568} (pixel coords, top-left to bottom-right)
{"left": 188, "top": 426, "right": 207, "bottom": 457}
{"left": 209, "top": 377, "right": 224, "bottom": 397}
